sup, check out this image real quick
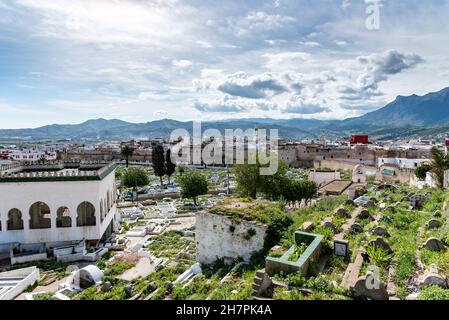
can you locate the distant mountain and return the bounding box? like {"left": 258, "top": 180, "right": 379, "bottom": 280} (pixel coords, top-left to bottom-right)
{"left": 1, "top": 87, "right": 449, "bottom": 141}
{"left": 342, "top": 87, "right": 449, "bottom": 127}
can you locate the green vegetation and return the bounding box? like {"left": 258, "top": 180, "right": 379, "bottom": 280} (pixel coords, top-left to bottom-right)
{"left": 178, "top": 170, "right": 208, "bottom": 206}
{"left": 366, "top": 244, "right": 392, "bottom": 267}
{"left": 288, "top": 242, "right": 308, "bottom": 262}
{"left": 164, "top": 149, "right": 176, "bottom": 184}
{"left": 418, "top": 286, "right": 449, "bottom": 300}
{"left": 415, "top": 163, "right": 431, "bottom": 181}
{"left": 122, "top": 166, "right": 150, "bottom": 191}
{"left": 430, "top": 147, "right": 449, "bottom": 188}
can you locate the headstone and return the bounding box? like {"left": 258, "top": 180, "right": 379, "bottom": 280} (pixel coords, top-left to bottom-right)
{"left": 333, "top": 239, "right": 349, "bottom": 257}
{"left": 334, "top": 207, "right": 351, "bottom": 218}
{"left": 373, "top": 226, "right": 390, "bottom": 237}
{"left": 434, "top": 210, "right": 442, "bottom": 218}
{"left": 420, "top": 267, "right": 447, "bottom": 289}
{"left": 101, "top": 281, "right": 112, "bottom": 292}
{"left": 302, "top": 221, "right": 314, "bottom": 232}
{"left": 352, "top": 276, "right": 389, "bottom": 300}
{"left": 369, "top": 237, "right": 393, "bottom": 254}
{"left": 322, "top": 218, "right": 338, "bottom": 233}
{"left": 350, "top": 223, "right": 364, "bottom": 234}
{"left": 422, "top": 238, "right": 446, "bottom": 252}
{"left": 357, "top": 209, "right": 372, "bottom": 220}
{"left": 426, "top": 219, "right": 441, "bottom": 230}
{"left": 346, "top": 199, "right": 355, "bottom": 206}
{"left": 364, "top": 200, "right": 375, "bottom": 208}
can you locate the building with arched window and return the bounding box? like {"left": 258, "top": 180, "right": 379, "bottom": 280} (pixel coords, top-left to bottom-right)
{"left": 0, "top": 162, "right": 118, "bottom": 253}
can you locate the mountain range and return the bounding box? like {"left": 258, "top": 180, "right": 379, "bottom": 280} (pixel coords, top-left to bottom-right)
{"left": 1, "top": 87, "right": 449, "bottom": 141}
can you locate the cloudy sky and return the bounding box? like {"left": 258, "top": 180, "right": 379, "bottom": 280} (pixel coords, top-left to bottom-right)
{"left": 1, "top": 0, "right": 449, "bottom": 128}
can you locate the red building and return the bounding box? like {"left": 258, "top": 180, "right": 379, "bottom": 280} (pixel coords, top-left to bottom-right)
{"left": 350, "top": 135, "right": 369, "bottom": 144}
{"left": 445, "top": 138, "right": 449, "bottom": 147}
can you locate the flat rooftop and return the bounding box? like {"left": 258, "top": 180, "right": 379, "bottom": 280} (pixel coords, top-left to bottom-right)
{"left": 0, "top": 161, "right": 116, "bottom": 183}
{"left": 319, "top": 180, "right": 353, "bottom": 195}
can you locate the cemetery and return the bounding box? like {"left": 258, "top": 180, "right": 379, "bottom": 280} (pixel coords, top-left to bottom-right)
{"left": 1, "top": 162, "right": 448, "bottom": 300}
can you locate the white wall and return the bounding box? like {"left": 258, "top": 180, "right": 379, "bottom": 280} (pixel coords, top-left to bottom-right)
{"left": 195, "top": 212, "right": 267, "bottom": 265}
{"left": 0, "top": 171, "right": 116, "bottom": 246}
{"left": 377, "top": 157, "right": 428, "bottom": 169}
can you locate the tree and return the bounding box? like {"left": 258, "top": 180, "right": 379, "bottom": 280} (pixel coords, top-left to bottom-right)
{"left": 164, "top": 149, "right": 176, "bottom": 184}
{"left": 122, "top": 167, "right": 149, "bottom": 191}
{"left": 233, "top": 159, "right": 289, "bottom": 199}
{"left": 430, "top": 147, "right": 449, "bottom": 188}
{"left": 178, "top": 170, "right": 208, "bottom": 206}
{"left": 121, "top": 145, "right": 134, "bottom": 168}
{"left": 177, "top": 166, "right": 185, "bottom": 176}
{"left": 152, "top": 144, "right": 166, "bottom": 186}
{"left": 415, "top": 163, "right": 432, "bottom": 181}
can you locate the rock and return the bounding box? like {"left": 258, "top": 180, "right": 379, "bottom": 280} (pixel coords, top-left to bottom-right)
{"left": 385, "top": 196, "right": 392, "bottom": 202}
{"left": 164, "top": 281, "right": 173, "bottom": 293}
{"left": 101, "top": 281, "right": 112, "bottom": 292}
{"left": 145, "top": 282, "right": 157, "bottom": 293}
{"left": 369, "top": 237, "right": 393, "bottom": 254}
{"left": 350, "top": 223, "right": 364, "bottom": 234}
{"left": 406, "top": 293, "right": 419, "bottom": 300}
{"left": 373, "top": 226, "right": 390, "bottom": 237}
{"left": 302, "top": 221, "right": 314, "bottom": 232}
{"left": 379, "top": 215, "right": 393, "bottom": 223}
{"left": 422, "top": 238, "right": 446, "bottom": 252}
{"left": 434, "top": 210, "right": 442, "bottom": 218}
{"left": 334, "top": 207, "right": 351, "bottom": 218}
{"left": 426, "top": 219, "right": 441, "bottom": 230}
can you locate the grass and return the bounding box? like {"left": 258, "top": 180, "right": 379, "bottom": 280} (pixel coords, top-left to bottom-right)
{"left": 420, "top": 249, "right": 449, "bottom": 275}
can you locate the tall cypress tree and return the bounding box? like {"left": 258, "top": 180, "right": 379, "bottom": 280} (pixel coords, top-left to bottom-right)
{"left": 152, "top": 144, "right": 166, "bottom": 186}
{"left": 165, "top": 149, "right": 176, "bottom": 184}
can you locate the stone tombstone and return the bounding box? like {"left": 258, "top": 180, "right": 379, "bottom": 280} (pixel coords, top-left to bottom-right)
{"left": 426, "top": 219, "right": 441, "bottom": 230}
{"left": 422, "top": 238, "right": 446, "bottom": 252}
{"left": 333, "top": 239, "right": 349, "bottom": 257}
{"left": 353, "top": 276, "right": 389, "bottom": 300}
{"left": 420, "top": 265, "right": 447, "bottom": 289}
{"left": 357, "top": 209, "right": 372, "bottom": 220}
{"left": 346, "top": 199, "right": 355, "bottom": 206}
{"left": 369, "top": 237, "right": 393, "bottom": 254}
{"left": 322, "top": 218, "right": 338, "bottom": 233}
{"left": 434, "top": 210, "right": 442, "bottom": 218}
{"left": 350, "top": 223, "right": 364, "bottom": 234}
{"left": 334, "top": 207, "right": 351, "bottom": 218}
{"left": 373, "top": 226, "right": 390, "bottom": 237}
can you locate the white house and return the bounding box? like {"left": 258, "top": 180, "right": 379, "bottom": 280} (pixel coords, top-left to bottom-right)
{"left": 377, "top": 157, "right": 429, "bottom": 169}
{"left": 0, "top": 162, "right": 118, "bottom": 253}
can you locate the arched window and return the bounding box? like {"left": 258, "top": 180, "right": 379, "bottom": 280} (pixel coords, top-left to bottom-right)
{"left": 7, "top": 208, "right": 24, "bottom": 230}
{"left": 100, "top": 200, "right": 104, "bottom": 222}
{"left": 56, "top": 207, "right": 72, "bottom": 228}
{"left": 106, "top": 191, "right": 111, "bottom": 211}
{"left": 76, "top": 201, "right": 96, "bottom": 226}
{"left": 29, "top": 202, "right": 51, "bottom": 229}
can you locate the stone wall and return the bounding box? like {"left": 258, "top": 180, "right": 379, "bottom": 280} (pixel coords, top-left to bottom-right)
{"left": 195, "top": 212, "right": 267, "bottom": 265}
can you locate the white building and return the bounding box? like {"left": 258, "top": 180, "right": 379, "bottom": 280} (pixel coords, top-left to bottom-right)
{"left": 9, "top": 149, "right": 57, "bottom": 162}
{"left": 0, "top": 162, "right": 118, "bottom": 253}
{"left": 377, "top": 157, "right": 429, "bottom": 169}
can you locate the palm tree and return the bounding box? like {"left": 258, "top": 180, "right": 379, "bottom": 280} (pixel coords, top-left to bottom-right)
{"left": 121, "top": 145, "right": 134, "bottom": 168}
{"left": 430, "top": 147, "right": 449, "bottom": 188}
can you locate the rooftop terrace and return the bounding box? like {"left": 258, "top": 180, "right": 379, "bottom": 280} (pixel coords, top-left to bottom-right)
{"left": 0, "top": 161, "right": 116, "bottom": 183}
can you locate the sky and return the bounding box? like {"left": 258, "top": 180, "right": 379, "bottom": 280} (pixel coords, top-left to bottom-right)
{"left": 1, "top": 0, "right": 449, "bottom": 129}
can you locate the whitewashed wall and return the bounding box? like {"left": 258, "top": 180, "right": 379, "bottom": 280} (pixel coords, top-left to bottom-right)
{"left": 0, "top": 171, "right": 116, "bottom": 246}
{"left": 195, "top": 212, "right": 267, "bottom": 265}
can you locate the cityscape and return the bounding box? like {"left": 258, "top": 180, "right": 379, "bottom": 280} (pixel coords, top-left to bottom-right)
{"left": 0, "top": 0, "right": 448, "bottom": 309}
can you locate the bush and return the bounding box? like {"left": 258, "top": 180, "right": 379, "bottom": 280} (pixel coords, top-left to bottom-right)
{"left": 418, "top": 286, "right": 449, "bottom": 300}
